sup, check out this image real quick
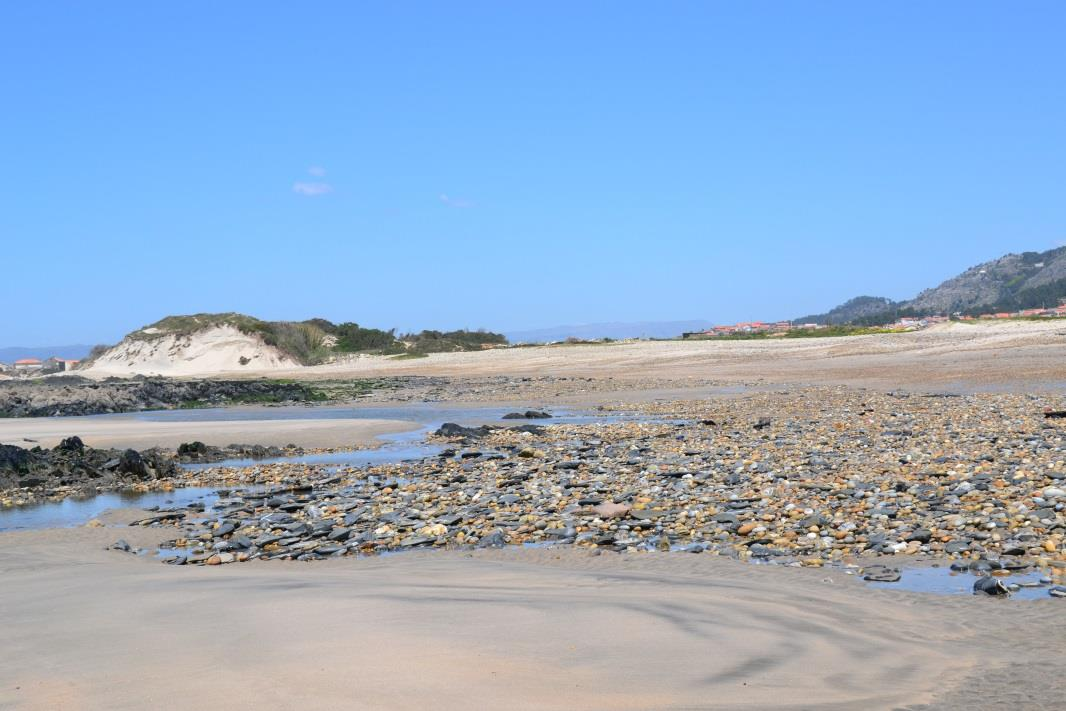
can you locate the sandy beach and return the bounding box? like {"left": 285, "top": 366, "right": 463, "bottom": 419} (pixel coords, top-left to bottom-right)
{"left": 0, "top": 415, "right": 419, "bottom": 450}
{"left": 4, "top": 327, "right": 1066, "bottom": 710}
{"left": 80, "top": 321, "right": 1066, "bottom": 393}
{"left": 3, "top": 518, "right": 1063, "bottom": 711}
{"left": 12, "top": 4, "right": 1066, "bottom": 707}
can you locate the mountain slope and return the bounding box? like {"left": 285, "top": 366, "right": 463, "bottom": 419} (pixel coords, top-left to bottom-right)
{"left": 797, "top": 246, "right": 1066, "bottom": 324}
{"left": 906, "top": 246, "right": 1066, "bottom": 314}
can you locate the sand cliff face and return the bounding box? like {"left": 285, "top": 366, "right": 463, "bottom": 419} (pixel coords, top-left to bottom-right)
{"left": 84, "top": 325, "right": 299, "bottom": 377}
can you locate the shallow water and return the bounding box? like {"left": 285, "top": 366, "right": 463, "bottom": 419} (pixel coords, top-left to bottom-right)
{"left": 0, "top": 487, "right": 220, "bottom": 531}
{"left": 180, "top": 427, "right": 446, "bottom": 470}
{"left": 866, "top": 565, "right": 1054, "bottom": 600}
{"left": 178, "top": 407, "right": 674, "bottom": 470}
{"left": 0, "top": 405, "right": 677, "bottom": 530}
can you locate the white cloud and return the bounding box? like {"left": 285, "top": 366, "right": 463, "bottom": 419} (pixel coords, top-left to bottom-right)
{"left": 293, "top": 181, "right": 333, "bottom": 197}
{"left": 439, "top": 193, "right": 474, "bottom": 209}
{"left": 307, "top": 166, "right": 326, "bottom": 177}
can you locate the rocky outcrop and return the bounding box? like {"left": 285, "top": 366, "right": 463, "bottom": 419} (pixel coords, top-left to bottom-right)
{"left": 0, "top": 437, "right": 180, "bottom": 493}
{"left": 174, "top": 441, "right": 294, "bottom": 463}
{"left": 0, "top": 377, "right": 323, "bottom": 418}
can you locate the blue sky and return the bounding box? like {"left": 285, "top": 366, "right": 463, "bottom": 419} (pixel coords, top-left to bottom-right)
{"left": 2, "top": 2, "right": 1064, "bottom": 346}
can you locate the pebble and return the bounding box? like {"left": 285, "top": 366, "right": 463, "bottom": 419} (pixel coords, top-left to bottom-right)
{"left": 113, "top": 386, "right": 1066, "bottom": 579}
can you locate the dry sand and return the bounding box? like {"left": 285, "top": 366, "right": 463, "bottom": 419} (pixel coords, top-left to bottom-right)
{"left": 74, "top": 320, "right": 1066, "bottom": 392}
{"left": 0, "top": 414, "right": 419, "bottom": 450}
{"left": 284, "top": 320, "right": 1066, "bottom": 393}
{"left": 3, "top": 516, "right": 1063, "bottom": 711}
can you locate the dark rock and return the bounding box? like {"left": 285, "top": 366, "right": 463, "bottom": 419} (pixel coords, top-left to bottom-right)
{"left": 213, "top": 522, "right": 236, "bottom": 537}
{"left": 327, "top": 527, "right": 351, "bottom": 542}
{"left": 435, "top": 422, "right": 495, "bottom": 439}
{"left": 57, "top": 436, "right": 85, "bottom": 453}
{"left": 906, "top": 529, "right": 932, "bottom": 544}
{"left": 973, "top": 577, "right": 1010, "bottom": 596}
{"left": 129, "top": 512, "right": 185, "bottom": 526}
{"left": 862, "top": 565, "right": 902, "bottom": 582}
{"left": 116, "top": 449, "right": 150, "bottom": 479}
{"left": 478, "top": 529, "right": 508, "bottom": 548}
{"left": 399, "top": 536, "right": 434, "bottom": 547}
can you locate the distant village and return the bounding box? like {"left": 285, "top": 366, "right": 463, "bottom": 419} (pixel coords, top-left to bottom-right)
{"left": 0, "top": 356, "right": 80, "bottom": 377}
{"left": 683, "top": 302, "right": 1066, "bottom": 339}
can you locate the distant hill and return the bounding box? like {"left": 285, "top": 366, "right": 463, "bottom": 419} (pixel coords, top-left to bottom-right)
{"left": 797, "top": 246, "right": 1066, "bottom": 325}
{"left": 906, "top": 246, "right": 1066, "bottom": 315}
{"left": 0, "top": 345, "right": 93, "bottom": 363}
{"left": 506, "top": 320, "right": 714, "bottom": 343}
{"left": 793, "top": 296, "right": 898, "bottom": 326}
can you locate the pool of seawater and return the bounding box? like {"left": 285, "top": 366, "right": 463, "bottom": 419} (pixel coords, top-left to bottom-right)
{"left": 0, "top": 487, "right": 221, "bottom": 531}
{"left": 180, "top": 427, "right": 447, "bottom": 470}
{"left": 866, "top": 566, "right": 1056, "bottom": 600}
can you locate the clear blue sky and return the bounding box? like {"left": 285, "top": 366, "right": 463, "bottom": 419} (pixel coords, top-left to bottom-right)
{"left": 2, "top": 2, "right": 1064, "bottom": 346}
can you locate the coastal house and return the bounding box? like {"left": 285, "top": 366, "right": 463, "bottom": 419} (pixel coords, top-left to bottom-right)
{"left": 43, "top": 357, "right": 80, "bottom": 372}
{"left": 13, "top": 358, "right": 43, "bottom": 371}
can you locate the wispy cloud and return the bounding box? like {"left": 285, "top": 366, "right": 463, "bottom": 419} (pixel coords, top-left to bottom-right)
{"left": 439, "top": 193, "right": 474, "bottom": 209}
{"left": 293, "top": 181, "right": 333, "bottom": 197}
{"left": 307, "top": 166, "right": 327, "bottom": 177}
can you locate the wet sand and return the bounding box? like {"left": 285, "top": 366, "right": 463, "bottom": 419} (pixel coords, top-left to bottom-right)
{"left": 3, "top": 518, "right": 1063, "bottom": 710}
{"left": 0, "top": 415, "right": 420, "bottom": 450}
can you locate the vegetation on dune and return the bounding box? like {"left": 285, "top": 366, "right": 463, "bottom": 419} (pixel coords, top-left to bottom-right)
{"left": 401, "top": 329, "right": 508, "bottom": 353}
{"left": 113, "top": 313, "right": 508, "bottom": 365}
{"left": 332, "top": 322, "right": 401, "bottom": 353}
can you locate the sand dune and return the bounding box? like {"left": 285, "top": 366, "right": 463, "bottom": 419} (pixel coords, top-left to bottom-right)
{"left": 84, "top": 325, "right": 299, "bottom": 377}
